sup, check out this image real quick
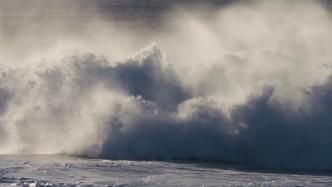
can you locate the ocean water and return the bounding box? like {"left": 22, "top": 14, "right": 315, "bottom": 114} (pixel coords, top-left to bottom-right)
{"left": 0, "top": 155, "right": 332, "bottom": 187}
{"left": 2, "top": 0, "right": 332, "bottom": 186}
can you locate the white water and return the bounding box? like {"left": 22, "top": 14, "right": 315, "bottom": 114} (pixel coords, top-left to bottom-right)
{"left": 0, "top": 155, "right": 332, "bottom": 187}
{"left": 1, "top": 0, "right": 332, "bottom": 171}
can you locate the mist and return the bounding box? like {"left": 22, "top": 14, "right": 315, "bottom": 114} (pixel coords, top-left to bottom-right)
{"left": 1, "top": 0, "right": 332, "bottom": 170}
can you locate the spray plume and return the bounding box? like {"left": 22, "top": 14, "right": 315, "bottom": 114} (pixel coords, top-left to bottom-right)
{"left": 1, "top": 0, "right": 332, "bottom": 170}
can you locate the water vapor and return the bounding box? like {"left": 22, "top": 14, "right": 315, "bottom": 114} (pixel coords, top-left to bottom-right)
{"left": 1, "top": 0, "right": 332, "bottom": 170}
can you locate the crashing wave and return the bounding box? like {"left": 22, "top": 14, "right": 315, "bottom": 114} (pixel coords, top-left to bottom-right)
{"left": 0, "top": 44, "right": 332, "bottom": 170}
{"left": 2, "top": 0, "right": 332, "bottom": 171}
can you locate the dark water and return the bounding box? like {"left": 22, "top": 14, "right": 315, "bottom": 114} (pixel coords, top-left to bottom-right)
{"left": 0, "top": 0, "right": 237, "bottom": 32}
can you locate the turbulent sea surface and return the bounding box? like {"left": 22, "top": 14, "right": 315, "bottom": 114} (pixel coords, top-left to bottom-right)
{"left": 0, "top": 155, "right": 331, "bottom": 187}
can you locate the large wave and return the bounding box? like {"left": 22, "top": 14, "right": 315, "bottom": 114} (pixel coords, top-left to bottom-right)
{"left": 1, "top": 0, "right": 332, "bottom": 170}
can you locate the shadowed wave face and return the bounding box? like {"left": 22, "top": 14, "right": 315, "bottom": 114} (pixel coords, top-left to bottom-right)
{"left": 2, "top": 0, "right": 332, "bottom": 171}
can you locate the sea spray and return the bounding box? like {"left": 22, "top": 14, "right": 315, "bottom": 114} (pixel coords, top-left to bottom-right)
{"left": 1, "top": 0, "right": 332, "bottom": 170}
